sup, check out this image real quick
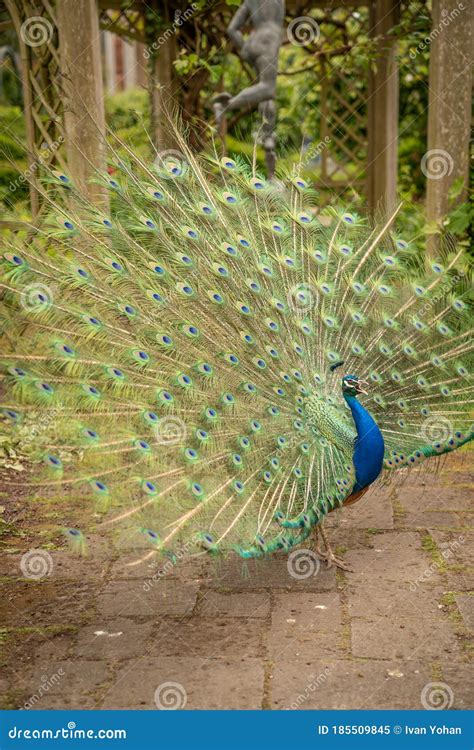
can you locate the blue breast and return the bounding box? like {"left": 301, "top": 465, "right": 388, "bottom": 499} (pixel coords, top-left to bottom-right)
{"left": 344, "top": 395, "right": 385, "bottom": 492}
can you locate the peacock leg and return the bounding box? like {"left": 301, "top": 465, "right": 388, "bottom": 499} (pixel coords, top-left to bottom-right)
{"left": 318, "top": 523, "right": 353, "bottom": 572}
{"left": 313, "top": 527, "right": 329, "bottom": 561}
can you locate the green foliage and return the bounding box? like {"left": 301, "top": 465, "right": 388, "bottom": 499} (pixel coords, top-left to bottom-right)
{"left": 104, "top": 88, "right": 152, "bottom": 161}
{"left": 0, "top": 0, "right": 470, "bottom": 244}
{"left": 0, "top": 105, "right": 28, "bottom": 208}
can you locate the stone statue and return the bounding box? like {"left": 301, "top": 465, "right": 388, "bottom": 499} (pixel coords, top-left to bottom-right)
{"left": 213, "top": 0, "right": 285, "bottom": 177}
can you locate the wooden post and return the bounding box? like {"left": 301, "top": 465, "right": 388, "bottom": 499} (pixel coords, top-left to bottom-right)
{"left": 122, "top": 39, "right": 137, "bottom": 89}
{"left": 57, "top": 0, "right": 107, "bottom": 203}
{"left": 367, "top": 0, "right": 400, "bottom": 215}
{"left": 103, "top": 31, "right": 117, "bottom": 93}
{"left": 135, "top": 42, "right": 148, "bottom": 88}
{"left": 147, "top": 0, "right": 179, "bottom": 151}
{"left": 425, "top": 0, "right": 473, "bottom": 234}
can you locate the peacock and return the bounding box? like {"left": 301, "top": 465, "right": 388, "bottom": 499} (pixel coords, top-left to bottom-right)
{"left": 1, "top": 127, "right": 472, "bottom": 571}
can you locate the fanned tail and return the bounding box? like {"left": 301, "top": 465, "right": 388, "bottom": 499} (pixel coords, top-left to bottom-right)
{"left": 1, "top": 126, "right": 472, "bottom": 562}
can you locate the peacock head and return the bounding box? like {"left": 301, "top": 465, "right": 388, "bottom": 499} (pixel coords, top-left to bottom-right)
{"left": 341, "top": 374, "right": 368, "bottom": 397}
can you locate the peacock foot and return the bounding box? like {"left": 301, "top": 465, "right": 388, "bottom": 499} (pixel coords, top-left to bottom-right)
{"left": 314, "top": 545, "right": 353, "bottom": 571}
{"left": 325, "top": 553, "right": 353, "bottom": 572}
{"left": 315, "top": 525, "right": 354, "bottom": 572}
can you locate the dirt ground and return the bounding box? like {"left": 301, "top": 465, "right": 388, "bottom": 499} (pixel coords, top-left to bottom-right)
{"left": 1, "top": 449, "right": 472, "bottom": 710}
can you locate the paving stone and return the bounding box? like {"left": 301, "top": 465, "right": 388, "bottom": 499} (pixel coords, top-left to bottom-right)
{"left": 454, "top": 595, "right": 474, "bottom": 631}
{"left": 14, "top": 550, "right": 110, "bottom": 581}
{"left": 401, "top": 509, "right": 461, "bottom": 529}
{"left": 31, "top": 634, "right": 75, "bottom": 662}
{"left": 349, "top": 613, "right": 458, "bottom": 662}
{"left": 445, "top": 571, "right": 474, "bottom": 593}
{"left": 338, "top": 487, "right": 394, "bottom": 529}
{"left": 75, "top": 618, "right": 156, "bottom": 659}
{"left": 96, "top": 580, "right": 199, "bottom": 618}
{"left": 268, "top": 592, "right": 344, "bottom": 660}
{"left": 113, "top": 528, "right": 163, "bottom": 552}
{"left": 400, "top": 448, "right": 472, "bottom": 488}
{"left": 1, "top": 538, "right": 113, "bottom": 581}
{"left": 347, "top": 532, "right": 461, "bottom": 661}
{"left": 395, "top": 468, "right": 441, "bottom": 488}
{"left": 2, "top": 632, "right": 75, "bottom": 672}
{"left": 47, "top": 552, "right": 110, "bottom": 581}
{"left": 439, "top": 664, "right": 474, "bottom": 709}
{"left": 207, "top": 555, "right": 336, "bottom": 591}
{"left": 2, "top": 581, "right": 98, "bottom": 627}
{"left": 397, "top": 482, "right": 473, "bottom": 515}
{"left": 0, "top": 554, "right": 33, "bottom": 579}
{"left": 107, "top": 555, "right": 168, "bottom": 581}
{"left": 26, "top": 660, "right": 109, "bottom": 698}
{"left": 28, "top": 695, "right": 96, "bottom": 709}
{"left": 320, "top": 524, "right": 371, "bottom": 552}
{"left": 149, "top": 617, "right": 265, "bottom": 658}
{"left": 429, "top": 530, "right": 474, "bottom": 592}
{"left": 100, "top": 656, "right": 264, "bottom": 709}
{"left": 108, "top": 554, "right": 206, "bottom": 582}
{"left": 2, "top": 665, "right": 31, "bottom": 695}
{"left": 199, "top": 591, "right": 270, "bottom": 618}
{"left": 428, "top": 530, "right": 473, "bottom": 564}
{"left": 271, "top": 659, "right": 433, "bottom": 710}
{"left": 1, "top": 450, "right": 470, "bottom": 711}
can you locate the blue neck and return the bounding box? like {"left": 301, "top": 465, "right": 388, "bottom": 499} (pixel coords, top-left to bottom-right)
{"left": 344, "top": 394, "right": 385, "bottom": 492}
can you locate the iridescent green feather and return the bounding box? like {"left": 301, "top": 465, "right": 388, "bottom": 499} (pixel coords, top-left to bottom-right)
{"left": 0, "top": 128, "right": 472, "bottom": 563}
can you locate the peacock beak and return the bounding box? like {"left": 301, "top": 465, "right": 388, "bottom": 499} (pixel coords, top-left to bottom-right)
{"left": 355, "top": 380, "right": 368, "bottom": 395}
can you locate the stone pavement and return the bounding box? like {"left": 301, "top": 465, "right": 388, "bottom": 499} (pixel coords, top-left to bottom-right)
{"left": 1, "top": 450, "right": 472, "bottom": 710}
